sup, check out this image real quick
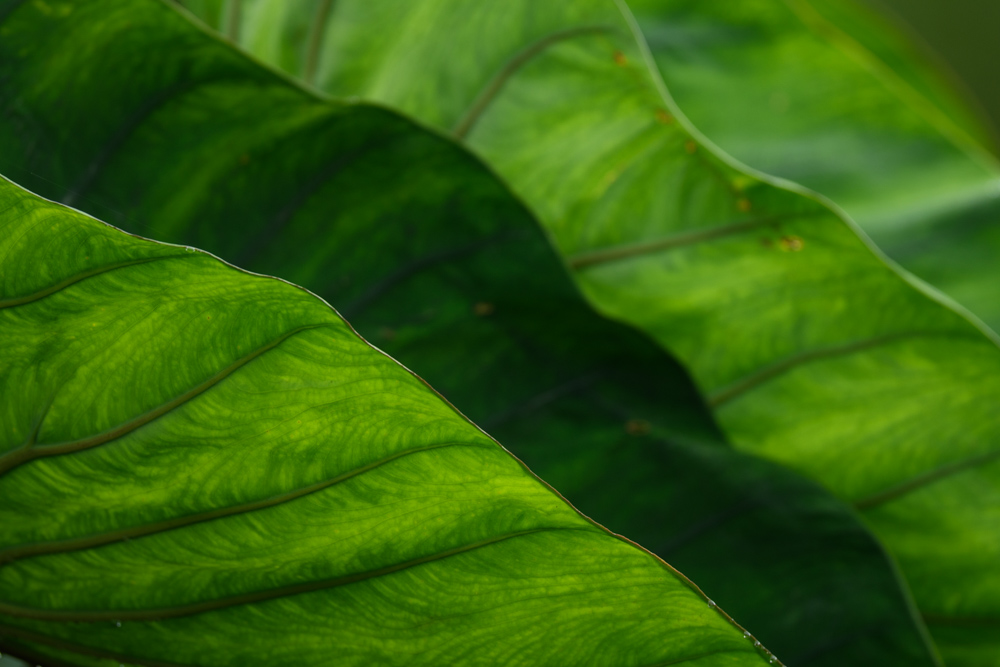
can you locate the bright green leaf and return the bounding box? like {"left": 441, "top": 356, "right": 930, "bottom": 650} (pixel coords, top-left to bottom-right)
{"left": 0, "top": 175, "right": 777, "bottom": 666}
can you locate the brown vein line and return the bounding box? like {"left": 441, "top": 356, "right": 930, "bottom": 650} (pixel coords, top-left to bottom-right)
{"left": 708, "top": 330, "right": 954, "bottom": 408}
{"left": 567, "top": 214, "right": 794, "bottom": 270}
{"left": 855, "top": 448, "right": 1000, "bottom": 510}
{"left": 0, "top": 441, "right": 477, "bottom": 563}
{"left": 922, "top": 614, "right": 1000, "bottom": 628}
{"left": 453, "top": 25, "right": 615, "bottom": 139}
{"left": 0, "top": 527, "right": 578, "bottom": 622}
{"left": 0, "top": 255, "right": 185, "bottom": 309}
{"left": 303, "top": 0, "right": 335, "bottom": 86}
{"left": 61, "top": 79, "right": 204, "bottom": 207}
{"left": 0, "top": 626, "right": 190, "bottom": 667}
{"left": 0, "top": 324, "right": 327, "bottom": 477}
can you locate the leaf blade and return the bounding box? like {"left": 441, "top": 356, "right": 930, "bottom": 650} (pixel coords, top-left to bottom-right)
{"left": 0, "top": 175, "right": 769, "bottom": 666}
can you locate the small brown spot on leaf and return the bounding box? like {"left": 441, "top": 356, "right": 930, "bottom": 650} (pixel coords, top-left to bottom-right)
{"left": 625, "top": 419, "right": 651, "bottom": 436}
{"left": 656, "top": 109, "right": 674, "bottom": 124}
{"left": 780, "top": 236, "right": 804, "bottom": 252}
{"left": 737, "top": 198, "right": 752, "bottom": 212}
{"left": 613, "top": 50, "right": 627, "bottom": 66}
{"left": 685, "top": 140, "right": 697, "bottom": 154}
{"left": 473, "top": 302, "right": 495, "bottom": 316}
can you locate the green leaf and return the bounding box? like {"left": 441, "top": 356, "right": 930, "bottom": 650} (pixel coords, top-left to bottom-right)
{"left": 174, "top": 0, "right": 1000, "bottom": 662}
{"left": 630, "top": 0, "right": 1000, "bottom": 330}
{"left": 0, "top": 1, "right": 943, "bottom": 665}
{"left": 0, "top": 175, "right": 777, "bottom": 666}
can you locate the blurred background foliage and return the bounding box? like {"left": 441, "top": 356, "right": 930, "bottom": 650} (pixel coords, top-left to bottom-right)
{"left": 874, "top": 0, "right": 1000, "bottom": 150}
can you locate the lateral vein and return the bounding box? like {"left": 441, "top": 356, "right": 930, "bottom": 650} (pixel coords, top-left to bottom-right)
{"left": 0, "top": 527, "right": 582, "bottom": 622}
{"left": 708, "top": 330, "right": 968, "bottom": 408}
{"left": 453, "top": 25, "right": 615, "bottom": 139}
{"left": 568, "top": 214, "right": 803, "bottom": 270}
{"left": 0, "top": 623, "right": 189, "bottom": 667}
{"left": 0, "top": 441, "right": 479, "bottom": 563}
{"left": 0, "top": 255, "right": 186, "bottom": 309}
{"left": 0, "top": 323, "right": 327, "bottom": 477}
{"left": 855, "top": 448, "right": 1000, "bottom": 510}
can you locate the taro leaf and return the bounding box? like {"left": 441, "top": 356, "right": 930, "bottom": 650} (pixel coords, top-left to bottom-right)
{"left": 629, "top": 0, "right": 1000, "bottom": 330}
{"left": 0, "top": 175, "right": 780, "bottom": 666}
{"left": 0, "top": 1, "right": 941, "bottom": 665}
{"left": 172, "top": 0, "right": 1000, "bottom": 662}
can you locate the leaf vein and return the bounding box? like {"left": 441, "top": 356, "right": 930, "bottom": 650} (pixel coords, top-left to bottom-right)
{"left": 453, "top": 25, "right": 615, "bottom": 139}
{"left": 0, "top": 441, "right": 482, "bottom": 563}
{"left": 0, "top": 255, "right": 186, "bottom": 309}
{"left": 708, "top": 330, "right": 973, "bottom": 408}
{"left": 0, "top": 526, "right": 588, "bottom": 622}
{"left": 0, "top": 323, "right": 329, "bottom": 476}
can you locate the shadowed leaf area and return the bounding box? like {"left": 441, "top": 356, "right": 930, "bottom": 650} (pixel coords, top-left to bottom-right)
{"left": 179, "top": 0, "right": 1000, "bottom": 664}
{"left": 0, "top": 0, "right": 948, "bottom": 665}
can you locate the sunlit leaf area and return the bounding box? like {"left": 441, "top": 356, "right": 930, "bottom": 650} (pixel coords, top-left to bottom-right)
{"left": 1, "top": 1, "right": 997, "bottom": 665}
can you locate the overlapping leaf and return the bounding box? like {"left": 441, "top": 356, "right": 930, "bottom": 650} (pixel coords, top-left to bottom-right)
{"left": 0, "top": 0, "right": 945, "bottom": 664}
{"left": 0, "top": 175, "right": 779, "bottom": 666}
{"left": 631, "top": 0, "right": 1000, "bottom": 329}
{"left": 179, "top": 0, "right": 1000, "bottom": 663}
